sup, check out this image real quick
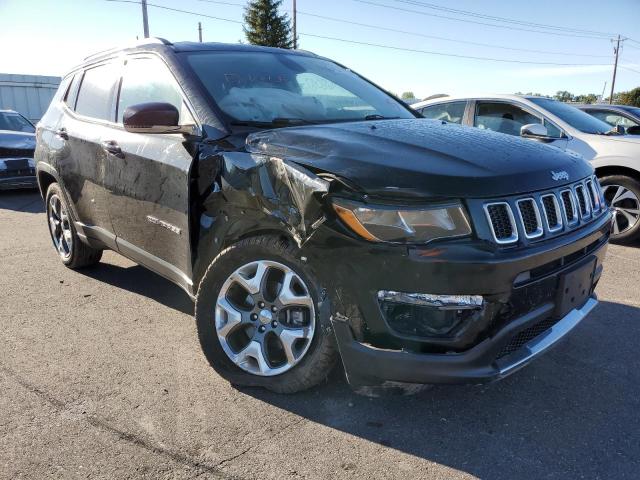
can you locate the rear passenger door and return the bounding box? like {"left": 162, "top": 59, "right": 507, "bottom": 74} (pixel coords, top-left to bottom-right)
{"left": 56, "top": 61, "right": 120, "bottom": 249}
{"left": 103, "top": 55, "right": 197, "bottom": 291}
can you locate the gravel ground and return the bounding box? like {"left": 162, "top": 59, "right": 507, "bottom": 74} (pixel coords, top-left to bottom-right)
{"left": 1, "top": 190, "right": 639, "bottom": 480}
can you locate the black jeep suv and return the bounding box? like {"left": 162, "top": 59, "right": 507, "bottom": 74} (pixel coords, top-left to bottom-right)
{"left": 35, "top": 38, "right": 611, "bottom": 393}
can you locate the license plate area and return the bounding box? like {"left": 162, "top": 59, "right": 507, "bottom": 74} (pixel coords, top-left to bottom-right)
{"left": 554, "top": 257, "right": 596, "bottom": 318}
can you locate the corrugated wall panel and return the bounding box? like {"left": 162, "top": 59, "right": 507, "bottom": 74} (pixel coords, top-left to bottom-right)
{"left": 0, "top": 73, "right": 61, "bottom": 123}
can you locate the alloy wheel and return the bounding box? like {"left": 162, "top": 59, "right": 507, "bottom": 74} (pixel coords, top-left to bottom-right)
{"left": 602, "top": 184, "right": 640, "bottom": 235}
{"left": 48, "top": 194, "right": 73, "bottom": 260}
{"left": 215, "top": 260, "right": 316, "bottom": 376}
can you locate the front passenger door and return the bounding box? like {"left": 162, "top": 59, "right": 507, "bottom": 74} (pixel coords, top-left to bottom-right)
{"left": 103, "top": 55, "right": 198, "bottom": 292}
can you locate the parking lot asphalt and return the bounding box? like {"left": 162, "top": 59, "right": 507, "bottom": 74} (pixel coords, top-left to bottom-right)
{"left": 1, "top": 189, "right": 640, "bottom": 480}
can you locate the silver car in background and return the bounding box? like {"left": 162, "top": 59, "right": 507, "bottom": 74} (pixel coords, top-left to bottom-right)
{"left": 413, "top": 94, "right": 640, "bottom": 242}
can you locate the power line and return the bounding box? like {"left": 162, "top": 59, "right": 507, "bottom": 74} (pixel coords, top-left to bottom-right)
{"left": 354, "top": 0, "right": 618, "bottom": 40}
{"left": 297, "top": 10, "right": 611, "bottom": 58}
{"left": 620, "top": 66, "right": 640, "bottom": 75}
{"left": 103, "top": 0, "right": 615, "bottom": 66}
{"left": 393, "top": 0, "right": 617, "bottom": 37}
{"left": 299, "top": 33, "right": 611, "bottom": 66}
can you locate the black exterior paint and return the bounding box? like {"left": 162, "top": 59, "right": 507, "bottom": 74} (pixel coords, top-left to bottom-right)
{"left": 35, "top": 40, "right": 612, "bottom": 388}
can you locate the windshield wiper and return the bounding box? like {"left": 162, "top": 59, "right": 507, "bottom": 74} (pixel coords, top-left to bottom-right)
{"left": 230, "top": 118, "right": 316, "bottom": 128}
{"left": 364, "top": 114, "right": 400, "bottom": 121}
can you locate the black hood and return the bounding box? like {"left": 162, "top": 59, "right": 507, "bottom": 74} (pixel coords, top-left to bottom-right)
{"left": 245, "top": 119, "right": 592, "bottom": 199}
{"left": 0, "top": 130, "right": 35, "bottom": 150}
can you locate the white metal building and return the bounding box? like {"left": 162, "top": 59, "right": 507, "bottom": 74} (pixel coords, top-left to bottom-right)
{"left": 0, "top": 73, "right": 61, "bottom": 124}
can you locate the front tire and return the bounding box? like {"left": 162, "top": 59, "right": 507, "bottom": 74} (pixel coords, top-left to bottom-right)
{"left": 599, "top": 175, "right": 640, "bottom": 244}
{"left": 195, "top": 235, "right": 337, "bottom": 393}
{"left": 46, "top": 183, "right": 102, "bottom": 268}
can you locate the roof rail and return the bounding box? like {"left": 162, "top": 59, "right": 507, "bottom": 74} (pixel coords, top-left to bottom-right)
{"left": 83, "top": 37, "right": 172, "bottom": 61}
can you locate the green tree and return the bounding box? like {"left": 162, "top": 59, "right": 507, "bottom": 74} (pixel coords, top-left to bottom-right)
{"left": 553, "top": 90, "right": 574, "bottom": 102}
{"left": 573, "top": 93, "right": 598, "bottom": 104}
{"left": 243, "top": 0, "right": 294, "bottom": 49}
{"left": 618, "top": 87, "right": 640, "bottom": 107}
{"left": 401, "top": 91, "right": 416, "bottom": 100}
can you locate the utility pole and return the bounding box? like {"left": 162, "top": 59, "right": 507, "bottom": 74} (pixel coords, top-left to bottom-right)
{"left": 292, "top": 0, "right": 297, "bottom": 49}
{"left": 198, "top": 22, "right": 203, "bottom": 42}
{"left": 609, "top": 34, "right": 621, "bottom": 104}
{"left": 141, "top": 0, "right": 150, "bottom": 38}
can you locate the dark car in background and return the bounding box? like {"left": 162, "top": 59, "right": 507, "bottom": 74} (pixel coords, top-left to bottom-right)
{"left": 576, "top": 104, "right": 640, "bottom": 135}
{"left": 0, "top": 109, "right": 37, "bottom": 190}
{"left": 35, "top": 39, "right": 611, "bottom": 393}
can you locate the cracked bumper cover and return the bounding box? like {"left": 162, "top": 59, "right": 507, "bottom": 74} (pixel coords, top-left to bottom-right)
{"left": 311, "top": 211, "right": 611, "bottom": 388}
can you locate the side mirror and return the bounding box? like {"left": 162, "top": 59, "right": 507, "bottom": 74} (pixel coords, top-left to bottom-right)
{"left": 626, "top": 125, "right": 640, "bottom": 135}
{"left": 123, "top": 102, "right": 195, "bottom": 135}
{"left": 520, "top": 123, "right": 549, "bottom": 138}
{"left": 614, "top": 124, "right": 625, "bottom": 135}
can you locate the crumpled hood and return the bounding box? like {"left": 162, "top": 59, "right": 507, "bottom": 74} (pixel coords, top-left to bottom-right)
{"left": 0, "top": 130, "right": 35, "bottom": 150}
{"left": 246, "top": 119, "right": 593, "bottom": 198}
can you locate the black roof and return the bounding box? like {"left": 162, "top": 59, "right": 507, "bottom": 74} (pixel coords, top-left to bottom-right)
{"left": 171, "top": 41, "right": 317, "bottom": 57}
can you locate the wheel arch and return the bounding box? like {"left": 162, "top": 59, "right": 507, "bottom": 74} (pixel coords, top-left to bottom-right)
{"left": 36, "top": 165, "right": 59, "bottom": 199}
{"left": 594, "top": 164, "right": 640, "bottom": 182}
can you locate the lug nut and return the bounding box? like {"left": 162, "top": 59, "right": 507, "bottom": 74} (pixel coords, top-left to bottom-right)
{"left": 271, "top": 305, "right": 277, "bottom": 312}
{"left": 258, "top": 325, "right": 266, "bottom": 333}
{"left": 258, "top": 301, "right": 265, "bottom": 308}
{"left": 250, "top": 313, "right": 258, "bottom": 321}
{"left": 271, "top": 320, "right": 278, "bottom": 328}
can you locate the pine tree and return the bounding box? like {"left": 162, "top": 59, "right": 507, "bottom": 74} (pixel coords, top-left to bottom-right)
{"left": 243, "top": 0, "right": 295, "bottom": 49}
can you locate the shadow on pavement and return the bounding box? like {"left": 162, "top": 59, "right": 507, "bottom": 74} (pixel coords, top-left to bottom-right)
{"left": 79, "top": 262, "right": 193, "bottom": 315}
{"left": 0, "top": 190, "right": 42, "bottom": 213}
{"left": 241, "top": 300, "right": 640, "bottom": 479}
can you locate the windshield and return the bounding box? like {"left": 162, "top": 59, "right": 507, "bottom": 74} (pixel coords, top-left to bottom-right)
{"left": 183, "top": 51, "right": 415, "bottom": 126}
{"left": 529, "top": 97, "right": 613, "bottom": 134}
{"left": 0, "top": 112, "right": 35, "bottom": 133}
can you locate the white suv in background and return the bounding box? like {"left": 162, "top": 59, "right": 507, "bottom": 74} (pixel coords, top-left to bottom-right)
{"left": 413, "top": 94, "right": 640, "bottom": 242}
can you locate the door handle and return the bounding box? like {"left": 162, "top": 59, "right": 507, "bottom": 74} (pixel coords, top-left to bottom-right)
{"left": 56, "top": 128, "right": 68, "bottom": 140}
{"left": 101, "top": 140, "right": 124, "bottom": 158}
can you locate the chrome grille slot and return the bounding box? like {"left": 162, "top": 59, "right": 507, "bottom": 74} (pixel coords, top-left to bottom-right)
{"left": 586, "top": 178, "right": 601, "bottom": 213}
{"left": 484, "top": 202, "right": 518, "bottom": 244}
{"left": 541, "top": 194, "right": 563, "bottom": 232}
{"left": 560, "top": 190, "right": 578, "bottom": 225}
{"left": 516, "top": 198, "right": 543, "bottom": 239}
{"left": 574, "top": 184, "right": 591, "bottom": 219}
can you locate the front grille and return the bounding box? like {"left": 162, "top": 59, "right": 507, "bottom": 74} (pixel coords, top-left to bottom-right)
{"left": 483, "top": 176, "right": 605, "bottom": 245}
{"left": 496, "top": 316, "right": 560, "bottom": 359}
{"left": 0, "top": 147, "right": 34, "bottom": 158}
{"left": 516, "top": 198, "right": 543, "bottom": 238}
{"left": 484, "top": 203, "right": 518, "bottom": 243}
{"left": 541, "top": 194, "right": 562, "bottom": 232}
{"left": 575, "top": 185, "right": 590, "bottom": 218}
{"left": 561, "top": 190, "right": 578, "bottom": 225}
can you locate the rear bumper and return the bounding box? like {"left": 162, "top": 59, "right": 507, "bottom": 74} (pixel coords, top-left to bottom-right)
{"left": 0, "top": 175, "right": 38, "bottom": 190}
{"left": 332, "top": 296, "right": 598, "bottom": 387}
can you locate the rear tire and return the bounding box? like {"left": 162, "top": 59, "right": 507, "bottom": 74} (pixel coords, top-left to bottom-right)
{"left": 46, "top": 183, "right": 102, "bottom": 268}
{"left": 599, "top": 175, "right": 640, "bottom": 244}
{"left": 195, "top": 235, "right": 337, "bottom": 393}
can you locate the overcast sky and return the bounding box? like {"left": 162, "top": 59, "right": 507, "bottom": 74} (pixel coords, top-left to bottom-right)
{"left": 1, "top": 0, "right": 639, "bottom": 99}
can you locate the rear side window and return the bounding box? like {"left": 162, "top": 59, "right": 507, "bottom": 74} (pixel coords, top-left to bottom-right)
{"left": 117, "top": 57, "right": 188, "bottom": 123}
{"left": 75, "top": 63, "right": 119, "bottom": 121}
{"left": 64, "top": 74, "right": 82, "bottom": 108}
{"left": 421, "top": 102, "right": 466, "bottom": 124}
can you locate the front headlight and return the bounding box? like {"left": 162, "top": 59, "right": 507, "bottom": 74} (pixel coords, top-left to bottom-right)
{"left": 332, "top": 199, "right": 472, "bottom": 243}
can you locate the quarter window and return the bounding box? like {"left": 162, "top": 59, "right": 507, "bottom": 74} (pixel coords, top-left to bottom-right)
{"left": 421, "top": 102, "right": 466, "bottom": 124}
{"left": 75, "top": 63, "right": 119, "bottom": 121}
{"left": 117, "top": 57, "right": 190, "bottom": 124}
{"left": 475, "top": 102, "right": 542, "bottom": 137}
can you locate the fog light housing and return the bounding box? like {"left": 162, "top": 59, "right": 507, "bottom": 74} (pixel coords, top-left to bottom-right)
{"left": 377, "top": 291, "right": 484, "bottom": 338}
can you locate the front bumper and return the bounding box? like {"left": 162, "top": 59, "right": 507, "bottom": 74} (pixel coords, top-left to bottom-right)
{"left": 302, "top": 209, "right": 611, "bottom": 388}
{"left": 0, "top": 175, "right": 38, "bottom": 190}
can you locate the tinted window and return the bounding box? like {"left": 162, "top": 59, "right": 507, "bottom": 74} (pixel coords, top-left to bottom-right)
{"left": 117, "top": 57, "right": 189, "bottom": 123}
{"left": 421, "top": 102, "right": 466, "bottom": 124}
{"left": 75, "top": 63, "right": 119, "bottom": 121}
{"left": 0, "top": 112, "right": 35, "bottom": 133}
{"left": 589, "top": 110, "right": 639, "bottom": 129}
{"left": 183, "top": 51, "right": 414, "bottom": 125}
{"left": 64, "top": 74, "right": 82, "bottom": 108}
{"left": 529, "top": 97, "right": 612, "bottom": 134}
{"left": 475, "top": 102, "right": 541, "bottom": 136}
